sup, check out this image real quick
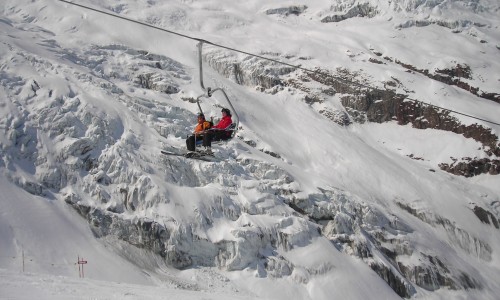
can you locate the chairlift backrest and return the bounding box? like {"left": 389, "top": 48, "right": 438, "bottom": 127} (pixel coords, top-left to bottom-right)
{"left": 194, "top": 122, "right": 237, "bottom": 147}
{"left": 225, "top": 123, "right": 237, "bottom": 138}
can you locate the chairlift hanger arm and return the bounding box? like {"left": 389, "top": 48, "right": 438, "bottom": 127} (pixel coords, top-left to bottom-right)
{"left": 196, "top": 42, "right": 239, "bottom": 131}
{"left": 195, "top": 95, "right": 205, "bottom": 115}
{"left": 197, "top": 41, "right": 207, "bottom": 91}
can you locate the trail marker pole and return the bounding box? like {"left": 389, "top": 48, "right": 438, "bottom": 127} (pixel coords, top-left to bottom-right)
{"left": 77, "top": 256, "right": 87, "bottom": 278}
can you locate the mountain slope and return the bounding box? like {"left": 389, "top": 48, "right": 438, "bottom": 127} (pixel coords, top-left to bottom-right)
{"left": 1, "top": 0, "right": 499, "bottom": 299}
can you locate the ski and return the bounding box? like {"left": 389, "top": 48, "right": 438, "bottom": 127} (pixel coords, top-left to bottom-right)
{"left": 160, "top": 150, "right": 217, "bottom": 162}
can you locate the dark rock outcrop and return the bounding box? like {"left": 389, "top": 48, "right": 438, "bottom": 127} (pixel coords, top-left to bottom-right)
{"left": 392, "top": 60, "right": 499, "bottom": 104}
{"left": 304, "top": 68, "right": 500, "bottom": 176}
{"left": 439, "top": 158, "right": 500, "bottom": 177}
{"left": 265, "top": 5, "right": 307, "bottom": 16}
{"left": 321, "top": 3, "right": 378, "bottom": 23}
{"left": 136, "top": 73, "right": 180, "bottom": 94}
{"left": 473, "top": 206, "right": 500, "bottom": 229}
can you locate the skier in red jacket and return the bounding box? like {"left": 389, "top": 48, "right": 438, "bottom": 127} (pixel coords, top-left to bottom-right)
{"left": 203, "top": 108, "right": 233, "bottom": 151}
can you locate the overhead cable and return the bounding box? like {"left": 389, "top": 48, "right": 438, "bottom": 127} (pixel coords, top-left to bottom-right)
{"left": 58, "top": 0, "right": 500, "bottom": 127}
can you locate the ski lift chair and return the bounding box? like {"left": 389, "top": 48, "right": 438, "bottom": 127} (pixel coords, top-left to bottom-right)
{"left": 194, "top": 122, "right": 237, "bottom": 147}
{"left": 192, "top": 42, "right": 239, "bottom": 150}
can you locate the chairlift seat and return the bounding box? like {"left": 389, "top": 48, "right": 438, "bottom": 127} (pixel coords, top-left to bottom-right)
{"left": 194, "top": 123, "right": 237, "bottom": 146}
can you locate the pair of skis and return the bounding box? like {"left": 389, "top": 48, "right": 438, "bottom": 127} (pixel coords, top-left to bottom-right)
{"left": 160, "top": 149, "right": 217, "bottom": 162}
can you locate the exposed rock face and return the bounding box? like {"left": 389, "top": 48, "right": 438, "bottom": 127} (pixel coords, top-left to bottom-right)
{"left": 317, "top": 0, "right": 494, "bottom": 36}
{"left": 304, "top": 68, "right": 500, "bottom": 176}
{"left": 136, "top": 73, "right": 180, "bottom": 94}
{"left": 389, "top": 60, "right": 500, "bottom": 104}
{"left": 396, "top": 18, "right": 485, "bottom": 31}
{"left": 285, "top": 188, "right": 490, "bottom": 297}
{"left": 203, "top": 47, "right": 295, "bottom": 90}
{"left": 321, "top": 3, "right": 378, "bottom": 23}
{"left": 370, "top": 263, "right": 413, "bottom": 297}
{"left": 204, "top": 50, "right": 353, "bottom": 127}
{"left": 319, "top": 108, "right": 351, "bottom": 126}
{"left": 265, "top": 5, "right": 308, "bottom": 16}
{"left": 396, "top": 202, "right": 493, "bottom": 261}
{"left": 67, "top": 195, "right": 320, "bottom": 273}
{"left": 439, "top": 158, "right": 500, "bottom": 177}
{"left": 473, "top": 206, "right": 500, "bottom": 229}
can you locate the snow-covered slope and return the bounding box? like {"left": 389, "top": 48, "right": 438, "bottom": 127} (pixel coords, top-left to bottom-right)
{"left": 1, "top": 0, "right": 499, "bottom": 299}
